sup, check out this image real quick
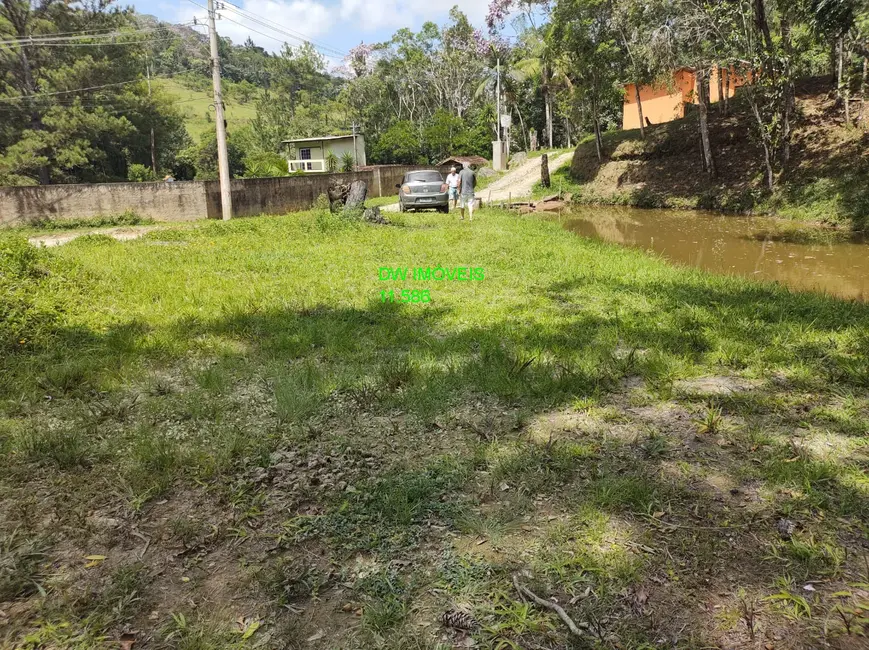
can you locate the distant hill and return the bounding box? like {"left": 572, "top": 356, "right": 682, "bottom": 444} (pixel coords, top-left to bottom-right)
{"left": 156, "top": 78, "right": 258, "bottom": 141}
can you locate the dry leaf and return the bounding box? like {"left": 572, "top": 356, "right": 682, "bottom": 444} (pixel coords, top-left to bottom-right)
{"left": 306, "top": 629, "right": 325, "bottom": 642}
{"left": 84, "top": 554, "right": 107, "bottom": 568}
{"left": 119, "top": 633, "right": 135, "bottom": 650}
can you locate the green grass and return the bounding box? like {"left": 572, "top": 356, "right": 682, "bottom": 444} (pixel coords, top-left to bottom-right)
{"left": 7, "top": 211, "right": 154, "bottom": 237}
{"left": 158, "top": 78, "right": 257, "bottom": 141}
{"left": 2, "top": 207, "right": 869, "bottom": 648}
{"left": 365, "top": 194, "right": 400, "bottom": 208}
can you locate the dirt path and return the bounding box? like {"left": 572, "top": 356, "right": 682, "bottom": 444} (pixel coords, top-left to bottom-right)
{"left": 28, "top": 225, "right": 159, "bottom": 247}
{"left": 381, "top": 151, "right": 574, "bottom": 212}
{"left": 482, "top": 151, "right": 573, "bottom": 202}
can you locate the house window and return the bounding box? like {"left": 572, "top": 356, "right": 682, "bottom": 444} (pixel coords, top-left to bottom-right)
{"left": 300, "top": 148, "right": 312, "bottom": 160}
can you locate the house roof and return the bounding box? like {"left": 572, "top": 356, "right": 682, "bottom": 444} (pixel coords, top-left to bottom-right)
{"left": 281, "top": 135, "right": 359, "bottom": 144}
{"left": 438, "top": 155, "right": 489, "bottom": 166}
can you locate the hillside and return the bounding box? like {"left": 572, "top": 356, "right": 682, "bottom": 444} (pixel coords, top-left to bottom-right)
{"left": 566, "top": 77, "right": 869, "bottom": 231}
{"left": 157, "top": 78, "right": 258, "bottom": 142}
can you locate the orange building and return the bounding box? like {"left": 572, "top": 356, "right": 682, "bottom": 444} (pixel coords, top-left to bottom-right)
{"left": 622, "top": 67, "right": 748, "bottom": 130}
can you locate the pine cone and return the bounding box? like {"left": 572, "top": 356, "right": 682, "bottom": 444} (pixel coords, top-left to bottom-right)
{"left": 440, "top": 609, "right": 479, "bottom": 631}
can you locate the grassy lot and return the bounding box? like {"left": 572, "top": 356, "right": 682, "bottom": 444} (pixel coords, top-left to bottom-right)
{"left": 2, "top": 209, "right": 869, "bottom": 649}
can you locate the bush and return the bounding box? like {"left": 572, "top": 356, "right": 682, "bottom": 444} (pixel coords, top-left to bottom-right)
{"left": 127, "top": 164, "right": 158, "bottom": 183}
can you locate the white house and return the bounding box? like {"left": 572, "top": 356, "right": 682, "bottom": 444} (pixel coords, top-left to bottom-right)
{"left": 282, "top": 134, "right": 367, "bottom": 173}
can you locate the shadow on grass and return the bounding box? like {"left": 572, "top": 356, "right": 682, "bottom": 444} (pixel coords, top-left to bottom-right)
{"left": 4, "top": 262, "right": 869, "bottom": 648}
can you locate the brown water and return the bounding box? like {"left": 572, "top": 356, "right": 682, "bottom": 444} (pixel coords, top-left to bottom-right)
{"left": 561, "top": 207, "right": 869, "bottom": 301}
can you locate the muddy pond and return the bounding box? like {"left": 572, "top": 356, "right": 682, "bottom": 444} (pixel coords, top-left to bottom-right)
{"left": 560, "top": 207, "right": 869, "bottom": 301}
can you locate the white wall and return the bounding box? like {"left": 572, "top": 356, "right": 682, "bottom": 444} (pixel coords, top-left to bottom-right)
{"left": 323, "top": 136, "right": 367, "bottom": 168}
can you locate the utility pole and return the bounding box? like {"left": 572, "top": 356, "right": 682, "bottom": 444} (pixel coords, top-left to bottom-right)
{"left": 207, "top": 0, "right": 233, "bottom": 220}
{"left": 496, "top": 58, "right": 501, "bottom": 142}
{"left": 146, "top": 58, "right": 157, "bottom": 175}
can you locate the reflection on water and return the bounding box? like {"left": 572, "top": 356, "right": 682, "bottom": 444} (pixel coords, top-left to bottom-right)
{"left": 561, "top": 206, "right": 869, "bottom": 301}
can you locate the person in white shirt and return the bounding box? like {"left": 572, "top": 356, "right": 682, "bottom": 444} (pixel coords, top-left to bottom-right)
{"left": 445, "top": 166, "right": 460, "bottom": 211}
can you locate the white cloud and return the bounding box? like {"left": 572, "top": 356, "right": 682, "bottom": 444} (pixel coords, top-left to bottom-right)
{"left": 338, "top": 0, "right": 491, "bottom": 32}
{"left": 176, "top": 0, "right": 335, "bottom": 53}
{"left": 175, "top": 0, "right": 495, "bottom": 59}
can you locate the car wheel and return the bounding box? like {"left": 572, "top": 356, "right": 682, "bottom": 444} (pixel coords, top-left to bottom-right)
{"left": 438, "top": 205, "right": 449, "bottom": 214}
{"left": 398, "top": 201, "right": 405, "bottom": 213}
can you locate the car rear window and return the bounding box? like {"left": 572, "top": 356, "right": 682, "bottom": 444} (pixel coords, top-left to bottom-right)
{"left": 406, "top": 171, "right": 443, "bottom": 183}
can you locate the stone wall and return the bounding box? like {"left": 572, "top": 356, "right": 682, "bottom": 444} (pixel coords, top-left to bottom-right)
{"left": 0, "top": 165, "right": 434, "bottom": 226}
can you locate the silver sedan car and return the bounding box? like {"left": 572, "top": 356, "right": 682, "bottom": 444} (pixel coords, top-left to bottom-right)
{"left": 397, "top": 170, "right": 449, "bottom": 213}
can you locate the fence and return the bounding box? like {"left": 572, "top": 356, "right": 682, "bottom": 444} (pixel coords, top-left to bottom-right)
{"left": 0, "top": 165, "right": 431, "bottom": 226}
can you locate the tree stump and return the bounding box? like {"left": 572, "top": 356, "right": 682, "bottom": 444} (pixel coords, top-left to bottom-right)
{"left": 343, "top": 180, "right": 368, "bottom": 213}
{"left": 363, "top": 207, "right": 390, "bottom": 224}
{"left": 327, "top": 181, "right": 350, "bottom": 213}
{"left": 541, "top": 153, "right": 551, "bottom": 188}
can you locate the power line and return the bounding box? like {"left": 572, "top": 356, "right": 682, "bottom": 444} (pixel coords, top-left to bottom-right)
{"left": 220, "top": 11, "right": 344, "bottom": 61}
{"left": 7, "top": 35, "right": 186, "bottom": 49}
{"left": 0, "top": 24, "right": 196, "bottom": 47}
{"left": 0, "top": 71, "right": 188, "bottom": 102}
{"left": 184, "top": 0, "right": 344, "bottom": 60}
{"left": 219, "top": 1, "right": 345, "bottom": 56}
{"left": 0, "top": 21, "right": 180, "bottom": 40}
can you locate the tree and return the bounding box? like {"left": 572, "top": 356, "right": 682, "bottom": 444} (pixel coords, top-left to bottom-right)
{"left": 0, "top": 0, "right": 188, "bottom": 184}
{"left": 549, "top": 0, "right": 623, "bottom": 161}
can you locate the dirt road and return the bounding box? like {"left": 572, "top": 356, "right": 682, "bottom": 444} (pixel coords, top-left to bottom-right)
{"left": 28, "top": 225, "right": 159, "bottom": 247}
{"left": 381, "top": 151, "right": 573, "bottom": 212}
{"left": 482, "top": 151, "right": 573, "bottom": 202}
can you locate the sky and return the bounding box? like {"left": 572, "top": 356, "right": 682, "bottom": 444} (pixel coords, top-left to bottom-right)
{"left": 133, "top": 0, "right": 499, "bottom": 65}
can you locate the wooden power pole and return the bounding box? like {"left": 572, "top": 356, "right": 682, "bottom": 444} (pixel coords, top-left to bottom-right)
{"left": 207, "top": 0, "right": 233, "bottom": 220}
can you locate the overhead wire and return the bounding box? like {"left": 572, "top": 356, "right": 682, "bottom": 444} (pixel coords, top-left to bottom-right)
{"left": 0, "top": 23, "right": 198, "bottom": 47}
{"left": 6, "top": 35, "right": 187, "bottom": 48}
{"left": 219, "top": 1, "right": 345, "bottom": 56}
{"left": 183, "top": 0, "right": 345, "bottom": 61}
{"left": 0, "top": 70, "right": 194, "bottom": 102}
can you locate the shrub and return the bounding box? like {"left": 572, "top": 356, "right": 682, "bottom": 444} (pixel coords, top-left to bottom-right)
{"left": 127, "top": 164, "right": 158, "bottom": 183}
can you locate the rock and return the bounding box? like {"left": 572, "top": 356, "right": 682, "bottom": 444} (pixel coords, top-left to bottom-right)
{"left": 476, "top": 166, "right": 497, "bottom": 178}
{"left": 87, "top": 515, "right": 121, "bottom": 531}
{"left": 509, "top": 152, "right": 527, "bottom": 168}
{"left": 535, "top": 200, "right": 566, "bottom": 212}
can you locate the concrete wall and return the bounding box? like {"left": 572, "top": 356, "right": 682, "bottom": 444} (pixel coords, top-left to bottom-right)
{"left": 0, "top": 181, "right": 207, "bottom": 226}
{"left": 0, "top": 165, "right": 432, "bottom": 226}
